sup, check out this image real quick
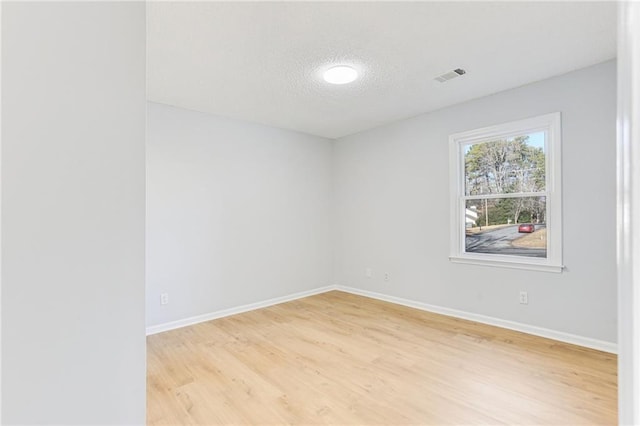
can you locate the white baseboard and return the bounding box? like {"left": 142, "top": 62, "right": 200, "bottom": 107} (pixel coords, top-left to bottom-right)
{"left": 335, "top": 285, "right": 617, "bottom": 354}
{"left": 146, "top": 285, "right": 338, "bottom": 335}
{"left": 146, "top": 284, "right": 617, "bottom": 354}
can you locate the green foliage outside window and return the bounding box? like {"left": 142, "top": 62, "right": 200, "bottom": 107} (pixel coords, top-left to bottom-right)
{"left": 464, "top": 135, "right": 546, "bottom": 225}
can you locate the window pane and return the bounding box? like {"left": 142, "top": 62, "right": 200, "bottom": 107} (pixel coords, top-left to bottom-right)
{"left": 465, "top": 197, "right": 547, "bottom": 258}
{"left": 464, "top": 132, "right": 546, "bottom": 196}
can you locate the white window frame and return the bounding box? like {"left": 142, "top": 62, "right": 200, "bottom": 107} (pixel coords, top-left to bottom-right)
{"left": 449, "top": 112, "right": 563, "bottom": 273}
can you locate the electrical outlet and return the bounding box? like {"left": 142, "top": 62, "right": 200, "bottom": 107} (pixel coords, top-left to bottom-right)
{"left": 519, "top": 291, "right": 528, "bottom": 305}
{"left": 365, "top": 268, "right": 373, "bottom": 278}
{"left": 384, "top": 272, "right": 390, "bottom": 282}
{"left": 160, "top": 293, "right": 169, "bottom": 305}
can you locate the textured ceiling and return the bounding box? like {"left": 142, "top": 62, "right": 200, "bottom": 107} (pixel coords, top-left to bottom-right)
{"left": 147, "top": 2, "right": 616, "bottom": 139}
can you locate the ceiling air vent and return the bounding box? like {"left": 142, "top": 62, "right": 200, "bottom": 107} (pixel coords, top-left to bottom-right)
{"left": 434, "top": 68, "right": 466, "bottom": 83}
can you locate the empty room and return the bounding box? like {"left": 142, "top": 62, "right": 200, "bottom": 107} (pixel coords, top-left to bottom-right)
{"left": 145, "top": 1, "right": 618, "bottom": 423}
{"left": 2, "top": 1, "right": 640, "bottom": 425}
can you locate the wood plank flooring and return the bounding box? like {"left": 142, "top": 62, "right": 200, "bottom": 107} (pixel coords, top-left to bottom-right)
{"left": 147, "top": 291, "right": 617, "bottom": 425}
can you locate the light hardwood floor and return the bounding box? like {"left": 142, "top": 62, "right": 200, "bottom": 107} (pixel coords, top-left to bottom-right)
{"left": 147, "top": 291, "right": 617, "bottom": 425}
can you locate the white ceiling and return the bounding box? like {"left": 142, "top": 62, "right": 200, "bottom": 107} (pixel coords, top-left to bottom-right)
{"left": 147, "top": 2, "right": 616, "bottom": 139}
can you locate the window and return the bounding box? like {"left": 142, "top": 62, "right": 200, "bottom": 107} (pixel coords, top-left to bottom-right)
{"left": 449, "top": 113, "right": 563, "bottom": 272}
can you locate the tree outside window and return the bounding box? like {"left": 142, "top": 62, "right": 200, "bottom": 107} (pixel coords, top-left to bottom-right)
{"left": 449, "top": 113, "right": 563, "bottom": 272}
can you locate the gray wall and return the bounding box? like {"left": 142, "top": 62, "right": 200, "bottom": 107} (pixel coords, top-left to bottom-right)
{"left": 1, "top": 3, "right": 146, "bottom": 424}
{"left": 333, "top": 61, "right": 617, "bottom": 343}
{"left": 146, "top": 102, "right": 333, "bottom": 327}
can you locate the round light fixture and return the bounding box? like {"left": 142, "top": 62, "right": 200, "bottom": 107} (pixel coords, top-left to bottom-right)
{"left": 323, "top": 65, "right": 358, "bottom": 85}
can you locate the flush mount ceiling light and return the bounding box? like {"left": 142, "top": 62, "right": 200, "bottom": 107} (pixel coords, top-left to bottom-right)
{"left": 323, "top": 65, "right": 358, "bottom": 85}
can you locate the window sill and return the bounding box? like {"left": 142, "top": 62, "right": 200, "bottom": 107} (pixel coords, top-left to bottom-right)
{"left": 449, "top": 256, "right": 564, "bottom": 273}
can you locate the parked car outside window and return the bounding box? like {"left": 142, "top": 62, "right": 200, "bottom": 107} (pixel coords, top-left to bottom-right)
{"left": 518, "top": 224, "right": 535, "bottom": 233}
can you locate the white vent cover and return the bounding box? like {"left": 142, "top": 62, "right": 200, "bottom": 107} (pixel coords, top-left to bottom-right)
{"left": 434, "top": 68, "right": 466, "bottom": 83}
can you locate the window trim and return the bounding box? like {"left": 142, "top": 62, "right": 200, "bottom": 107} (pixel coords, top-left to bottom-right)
{"left": 449, "top": 113, "right": 563, "bottom": 273}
